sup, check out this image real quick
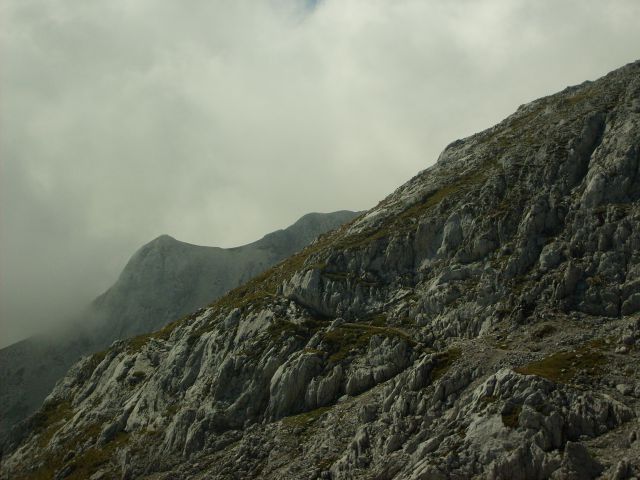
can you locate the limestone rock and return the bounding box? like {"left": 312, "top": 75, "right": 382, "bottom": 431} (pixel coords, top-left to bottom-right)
{"left": 4, "top": 60, "right": 640, "bottom": 480}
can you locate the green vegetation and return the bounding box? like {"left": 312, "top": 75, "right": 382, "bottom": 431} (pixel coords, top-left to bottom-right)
{"left": 237, "top": 317, "right": 327, "bottom": 361}
{"left": 126, "top": 334, "right": 150, "bottom": 353}
{"left": 266, "top": 318, "right": 325, "bottom": 348}
{"left": 322, "top": 322, "right": 414, "bottom": 364}
{"left": 431, "top": 347, "right": 462, "bottom": 381}
{"left": 209, "top": 220, "right": 363, "bottom": 317}
{"left": 267, "top": 319, "right": 319, "bottom": 341}
{"left": 484, "top": 102, "right": 546, "bottom": 150}
{"left": 86, "top": 350, "right": 108, "bottom": 374}
{"left": 334, "top": 167, "right": 492, "bottom": 252}
{"left": 480, "top": 394, "right": 498, "bottom": 403}
{"left": 367, "top": 314, "right": 387, "bottom": 327}
{"left": 532, "top": 323, "right": 556, "bottom": 340}
{"left": 586, "top": 275, "right": 605, "bottom": 288}
{"left": 479, "top": 395, "right": 498, "bottom": 405}
{"left": 564, "top": 87, "right": 595, "bottom": 106}
{"left": 34, "top": 400, "right": 73, "bottom": 448}
{"left": 58, "top": 431, "right": 129, "bottom": 480}
{"left": 126, "top": 309, "right": 203, "bottom": 353}
{"left": 515, "top": 341, "right": 607, "bottom": 384}
{"left": 282, "top": 406, "right": 332, "bottom": 428}
{"left": 114, "top": 159, "right": 494, "bottom": 354}
{"left": 17, "top": 414, "right": 129, "bottom": 480}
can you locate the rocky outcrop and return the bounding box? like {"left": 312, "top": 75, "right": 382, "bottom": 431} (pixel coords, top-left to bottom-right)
{"left": 3, "top": 62, "right": 640, "bottom": 480}
{"left": 0, "top": 210, "right": 359, "bottom": 441}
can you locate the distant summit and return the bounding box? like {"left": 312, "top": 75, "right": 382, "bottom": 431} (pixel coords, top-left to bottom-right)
{"left": 147, "top": 233, "right": 179, "bottom": 244}
{"left": 0, "top": 210, "right": 360, "bottom": 439}
{"left": 94, "top": 210, "right": 360, "bottom": 341}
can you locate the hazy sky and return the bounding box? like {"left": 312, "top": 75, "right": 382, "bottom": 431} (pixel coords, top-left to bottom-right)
{"left": 1, "top": 0, "right": 639, "bottom": 347}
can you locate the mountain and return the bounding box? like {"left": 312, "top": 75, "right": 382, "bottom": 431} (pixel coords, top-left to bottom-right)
{"left": 91, "top": 211, "right": 360, "bottom": 340}
{"left": 3, "top": 61, "right": 640, "bottom": 480}
{"left": 0, "top": 210, "right": 359, "bottom": 442}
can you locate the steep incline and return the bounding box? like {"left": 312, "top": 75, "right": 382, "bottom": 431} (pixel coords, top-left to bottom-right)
{"left": 3, "top": 62, "right": 640, "bottom": 480}
{"left": 0, "top": 211, "right": 358, "bottom": 441}
{"left": 92, "top": 210, "right": 359, "bottom": 340}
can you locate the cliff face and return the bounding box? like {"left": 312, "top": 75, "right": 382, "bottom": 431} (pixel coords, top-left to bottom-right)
{"left": 3, "top": 61, "right": 640, "bottom": 480}
{"left": 0, "top": 210, "right": 358, "bottom": 442}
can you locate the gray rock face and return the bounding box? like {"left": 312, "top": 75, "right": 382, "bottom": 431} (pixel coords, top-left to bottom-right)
{"left": 550, "top": 441, "right": 603, "bottom": 480}
{"left": 0, "top": 210, "right": 359, "bottom": 441}
{"left": 3, "top": 62, "right": 640, "bottom": 480}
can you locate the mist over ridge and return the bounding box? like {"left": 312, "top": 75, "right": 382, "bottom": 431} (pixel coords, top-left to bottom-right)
{"left": 2, "top": 0, "right": 640, "bottom": 345}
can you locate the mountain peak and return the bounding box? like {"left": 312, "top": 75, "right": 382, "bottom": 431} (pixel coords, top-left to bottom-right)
{"left": 0, "top": 211, "right": 359, "bottom": 442}
{"left": 4, "top": 62, "right": 640, "bottom": 479}
{"left": 147, "top": 234, "right": 179, "bottom": 246}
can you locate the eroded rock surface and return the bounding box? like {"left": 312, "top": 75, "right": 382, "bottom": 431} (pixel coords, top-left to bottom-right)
{"left": 0, "top": 211, "right": 359, "bottom": 441}
{"left": 3, "top": 62, "right": 640, "bottom": 480}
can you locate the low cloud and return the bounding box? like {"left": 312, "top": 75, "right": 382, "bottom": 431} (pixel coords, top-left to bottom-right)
{"left": 1, "top": 0, "right": 639, "bottom": 346}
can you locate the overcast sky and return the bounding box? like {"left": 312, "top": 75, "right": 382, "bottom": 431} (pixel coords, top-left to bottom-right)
{"left": 1, "top": 0, "right": 639, "bottom": 347}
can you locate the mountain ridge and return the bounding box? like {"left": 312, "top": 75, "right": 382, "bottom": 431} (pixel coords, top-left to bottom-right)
{"left": 0, "top": 210, "right": 360, "bottom": 442}
{"left": 3, "top": 60, "right": 640, "bottom": 479}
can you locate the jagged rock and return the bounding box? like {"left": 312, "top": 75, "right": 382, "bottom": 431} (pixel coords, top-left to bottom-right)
{"left": 3, "top": 61, "right": 640, "bottom": 480}
{"left": 617, "top": 384, "right": 634, "bottom": 396}
{"left": 487, "top": 442, "right": 561, "bottom": 480}
{"left": 611, "top": 459, "right": 633, "bottom": 480}
{"left": 306, "top": 364, "right": 343, "bottom": 409}
{"left": 549, "top": 441, "right": 603, "bottom": 480}
{"left": 0, "top": 211, "right": 359, "bottom": 439}
{"left": 267, "top": 351, "right": 324, "bottom": 420}
{"left": 622, "top": 293, "right": 640, "bottom": 315}
{"left": 344, "top": 336, "right": 410, "bottom": 396}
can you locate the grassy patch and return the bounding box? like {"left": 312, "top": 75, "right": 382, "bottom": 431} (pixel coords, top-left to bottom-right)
{"left": 85, "top": 350, "right": 108, "bottom": 375}
{"left": 514, "top": 341, "right": 606, "bottom": 383}
{"left": 564, "top": 87, "right": 595, "bottom": 106}
{"left": 282, "top": 406, "right": 332, "bottom": 429}
{"left": 431, "top": 347, "right": 462, "bottom": 381}
{"left": 126, "top": 334, "right": 150, "bottom": 353}
{"left": 268, "top": 320, "right": 307, "bottom": 340}
{"left": 479, "top": 395, "right": 498, "bottom": 405}
{"left": 303, "top": 347, "right": 325, "bottom": 355}
{"left": 268, "top": 318, "right": 324, "bottom": 342}
{"left": 59, "top": 431, "right": 129, "bottom": 480}
{"left": 16, "top": 418, "right": 129, "bottom": 480}
{"left": 208, "top": 223, "right": 358, "bottom": 317}
{"left": 236, "top": 317, "right": 326, "bottom": 361}
{"left": 126, "top": 310, "right": 202, "bottom": 353}
{"left": 322, "top": 323, "right": 414, "bottom": 364}
{"left": 335, "top": 168, "right": 491, "bottom": 251}
{"left": 154, "top": 317, "right": 183, "bottom": 340}
{"left": 34, "top": 400, "right": 74, "bottom": 448}
{"left": 367, "top": 314, "right": 387, "bottom": 327}
{"left": 532, "top": 323, "right": 556, "bottom": 340}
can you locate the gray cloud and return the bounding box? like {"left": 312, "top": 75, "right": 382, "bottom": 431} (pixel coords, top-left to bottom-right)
{"left": 1, "top": 0, "right": 639, "bottom": 346}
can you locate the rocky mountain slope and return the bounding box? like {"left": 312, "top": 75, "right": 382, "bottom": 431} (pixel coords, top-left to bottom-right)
{"left": 3, "top": 61, "right": 640, "bottom": 480}
{"left": 0, "top": 211, "right": 358, "bottom": 443}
